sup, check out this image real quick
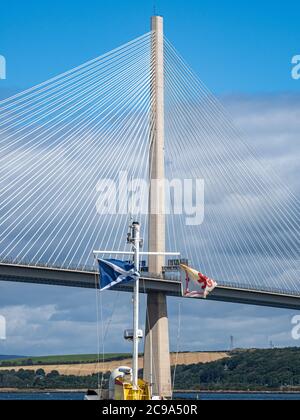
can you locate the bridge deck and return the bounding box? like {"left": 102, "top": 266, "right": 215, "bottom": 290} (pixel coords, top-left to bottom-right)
{"left": 0, "top": 263, "right": 300, "bottom": 310}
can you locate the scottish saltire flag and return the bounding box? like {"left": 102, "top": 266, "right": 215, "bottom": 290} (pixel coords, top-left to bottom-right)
{"left": 180, "top": 264, "right": 217, "bottom": 299}
{"left": 98, "top": 259, "right": 139, "bottom": 291}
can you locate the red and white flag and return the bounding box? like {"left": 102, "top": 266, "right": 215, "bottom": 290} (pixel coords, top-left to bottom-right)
{"left": 180, "top": 265, "right": 217, "bottom": 299}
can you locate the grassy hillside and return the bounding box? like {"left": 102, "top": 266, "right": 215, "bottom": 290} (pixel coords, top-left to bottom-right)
{"left": 0, "top": 351, "right": 227, "bottom": 368}
{"left": 0, "top": 353, "right": 131, "bottom": 367}
{"left": 0, "top": 352, "right": 228, "bottom": 376}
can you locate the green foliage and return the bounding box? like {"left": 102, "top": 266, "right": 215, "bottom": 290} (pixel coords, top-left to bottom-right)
{"left": 1, "top": 348, "right": 300, "bottom": 391}
{"left": 172, "top": 348, "right": 300, "bottom": 391}
{"left": 0, "top": 369, "right": 110, "bottom": 390}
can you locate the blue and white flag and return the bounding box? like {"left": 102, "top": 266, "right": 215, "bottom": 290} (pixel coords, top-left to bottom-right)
{"left": 98, "top": 259, "right": 139, "bottom": 291}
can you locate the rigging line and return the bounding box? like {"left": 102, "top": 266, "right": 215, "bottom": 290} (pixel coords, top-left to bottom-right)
{"left": 141, "top": 271, "right": 159, "bottom": 395}
{"left": 0, "top": 36, "right": 152, "bottom": 119}
{"left": 0, "top": 32, "right": 152, "bottom": 107}
{"left": 98, "top": 291, "right": 122, "bottom": 394}
{"left": 0, "top": 58, "right": 153, "bottom": 203}
{"left": 172, "top": 301, "right": 181, "bottom": 394}
{"left": 164, "top": 38, "right": 300, "bottom": 208}
{"left": 99, "top": 275, "right": 106, "bottom": 394}
{"left": 93, "top": 257, "right": 102, "bottom": 393}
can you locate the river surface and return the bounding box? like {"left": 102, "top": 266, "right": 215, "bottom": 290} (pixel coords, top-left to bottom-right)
{"left": 0, "top": 392, "right": 300, "bottom": 400}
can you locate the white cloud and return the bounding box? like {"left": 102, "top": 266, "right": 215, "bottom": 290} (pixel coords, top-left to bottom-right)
{"left": 0, "top": 93, "right": 299, "bottom": 356}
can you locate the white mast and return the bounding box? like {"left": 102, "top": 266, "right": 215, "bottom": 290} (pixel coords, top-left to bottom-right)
{"left": 131, "top": 221, "right": 141, "bottom": 390}
{"left": 94, "top": 226, "right": 179, "bottom": 399}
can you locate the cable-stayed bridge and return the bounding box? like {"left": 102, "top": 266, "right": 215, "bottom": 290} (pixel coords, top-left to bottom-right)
{"left": 0, "top": 16, "right": 299, "bottom": 397}
{"left": 1, "top": 262, "right": 300, "bottom": 310}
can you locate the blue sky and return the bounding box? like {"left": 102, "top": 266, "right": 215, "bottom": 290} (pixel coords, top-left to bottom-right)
{"left": 0, "top": 1, "right": 300, "bottom": 357}
{"left": 0, "top": 0, "right": 300, "bottom": 94}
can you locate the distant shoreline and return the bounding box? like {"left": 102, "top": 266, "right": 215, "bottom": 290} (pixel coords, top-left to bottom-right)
{"left": 1, "top": 389, "right": 300, "bottom": 395}
{"left": 175, "top": 390, "right": 300, "bottom": 394}
{"left": 0, "top": 389, "right": 86, "bottom": 393}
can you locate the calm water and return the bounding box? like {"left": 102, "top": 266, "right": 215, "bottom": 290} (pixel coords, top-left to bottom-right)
{"left": 0, "top": 392, "right": 300, "bottom": 400}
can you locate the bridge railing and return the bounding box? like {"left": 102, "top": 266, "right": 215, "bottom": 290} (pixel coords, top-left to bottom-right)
{"left": 1, "top": 258, "right": 299, "bottom": 297}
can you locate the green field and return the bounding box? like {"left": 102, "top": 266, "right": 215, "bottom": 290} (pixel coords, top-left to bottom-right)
{"left": 0, "top": 353, "right": 132, "bottom": 367}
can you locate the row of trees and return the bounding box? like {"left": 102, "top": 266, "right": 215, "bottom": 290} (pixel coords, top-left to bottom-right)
{"left": 1, "top": 348, "right": 300, "bottom": 391}
{"left": 173, "top": 348, "right": 300, "bottom": 391}
{"left": 0, "top": 369, "right": 109, "bottom": 389}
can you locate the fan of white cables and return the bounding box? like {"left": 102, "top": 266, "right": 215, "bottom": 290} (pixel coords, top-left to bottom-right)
{"left": 0, "top": 31, "right": 299, "bottom": 295}
{"left": 0, "top": 32, "right": 154, "bottom": 269}
{"left": 164, "top": 37, "right": 300, "bottom": 294}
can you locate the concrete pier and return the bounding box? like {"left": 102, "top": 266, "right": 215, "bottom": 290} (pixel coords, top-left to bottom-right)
{"left": 144, "top": 292, "right": 172, "bottom": 397}
{"left": 143, "top": 15, "right": 172, "bottom": 399}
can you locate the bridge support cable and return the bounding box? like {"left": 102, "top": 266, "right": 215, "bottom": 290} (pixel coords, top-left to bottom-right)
{"left": 163, "top": 37, "right": 300, "bottom": 295}
{"left": 0, "top": 33, "right": 155, "bottom": 269}
{"left": 0, "top": 31, "right": 299, "bottom": 296}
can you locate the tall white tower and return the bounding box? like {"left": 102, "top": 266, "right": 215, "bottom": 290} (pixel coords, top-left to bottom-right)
{"left": 143, "top": 15, "right": 172, "bottom": 399}
{"left": 148, "top": 15, "right": 166, "bottom": 276}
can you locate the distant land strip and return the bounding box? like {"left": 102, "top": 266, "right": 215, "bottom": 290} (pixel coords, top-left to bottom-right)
{"left": 0, "top": 352, "right": 229, "bottom": 376}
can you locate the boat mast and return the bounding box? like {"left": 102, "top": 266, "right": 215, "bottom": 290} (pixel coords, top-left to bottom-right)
{"left": 131, "top": 222, "right": 141, "bottom": 390}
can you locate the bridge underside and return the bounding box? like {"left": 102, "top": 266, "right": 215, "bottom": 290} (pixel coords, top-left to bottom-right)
{"left": 0, "top": 263, "right": 300, "bottom": 310}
